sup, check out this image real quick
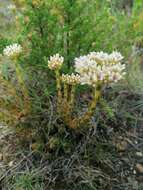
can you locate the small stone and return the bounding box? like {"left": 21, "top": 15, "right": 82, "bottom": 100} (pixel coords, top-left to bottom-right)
{"left": 8, "top": 161, "right": 14, "bottom": 167}
{"left": 116, "top": 140, "right": 128, "bottom": 151}
{"left": 135, "top": 163, "right": 143, "bottom": 173}
{"left": 136, "top": 152, "right": 143, "bottom": 157}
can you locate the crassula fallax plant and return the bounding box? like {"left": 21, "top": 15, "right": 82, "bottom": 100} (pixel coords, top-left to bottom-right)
{"left": 2, "top": 43, "right": 31, "bottom": 121}
{"left": 48, "top": 51, "right": 126, "bottom": 129}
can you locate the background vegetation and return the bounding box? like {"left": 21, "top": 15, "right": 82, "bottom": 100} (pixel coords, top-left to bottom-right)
{"left": 0, "top": 0, "right": 143, "bottom": 189}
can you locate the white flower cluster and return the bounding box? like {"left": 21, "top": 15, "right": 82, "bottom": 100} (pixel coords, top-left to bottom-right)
{"left": 75, "top": 51, "right": 125, "bottom": 87}
{"left": 3, "top": 43, "right": 22, "bottom": 58}
{"left": 88, "top": 51, "right": 123, "bottom": 64}
{"left": 7, "top": 4, "right": 16, "bottom": 11}
{"left": 61, "top": 73, "right": 81, "bottom": 85}
{"left": 48, "top": 54, "right": 64, "bottom": 70}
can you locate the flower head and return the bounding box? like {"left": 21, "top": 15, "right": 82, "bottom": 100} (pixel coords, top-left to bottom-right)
{"left": 61, "top": 73, "right": 81, "bottom": 85}
{"left": 75, "top": 51, "right": 125, "bottom": 87}
{"left": 108, "top": 51, "right": 124, "bottom": 63}
{"left": 88, "top": 51, "right": 109, "bottom": 64}
{"left": 88, "top": 51, "right": 123, "bottom": 64}
{"left": 48, "top": 54, "right": 64, "bottom": 70}
{"left": 3, "top": 43, "right": 22, "bottom": 58}
{"left": 7, "top": 4, "right": 16, "bottom": 12}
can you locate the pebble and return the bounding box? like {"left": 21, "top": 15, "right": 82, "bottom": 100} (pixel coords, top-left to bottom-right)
{"left": 136, "top": 152, "right": 143, "bottom": 157}
{"left": 135, "top": 163, "right": 143, "bottom": 173}
{"left": 8, "top": 161, "right": 14, "bottom": 167}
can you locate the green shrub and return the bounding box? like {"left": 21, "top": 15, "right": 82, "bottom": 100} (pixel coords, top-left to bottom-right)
{"left": 17, "top": 0, "right": 136, "bottom": 68}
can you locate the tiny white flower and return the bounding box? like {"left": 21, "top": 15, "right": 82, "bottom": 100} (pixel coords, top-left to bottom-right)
{"left": 48, "top": 54, "right": 64, "bottom": 70}
{"left": 61, "top": 73, "right": 81, "bottom": 85}
{"left": 3, "top": 43, "right": 22, "bottom": 58}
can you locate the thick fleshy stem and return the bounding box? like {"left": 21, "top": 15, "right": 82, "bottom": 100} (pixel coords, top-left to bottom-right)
{"left": 63, "top": 84, "right": 76, "bottom": 123}
{"left": 13, "top": 58, "right": 31, "bottom": 115}
{"left": 69, "top": 87, "right": 101, "bottom": 129}
{"left": 62, "top": 83, "right": 69, "bottom": 121}
{"left": 69, "top": 85, "right": 76, "bottom": 112}
{"left": 64, "top": 83, "right": 68, "bottom": 101}
{"left": 15, "top": 63, "right": 28, "bottom": 97}
{"left": 55, "top": 70, "right": 62, "bottom": 113}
